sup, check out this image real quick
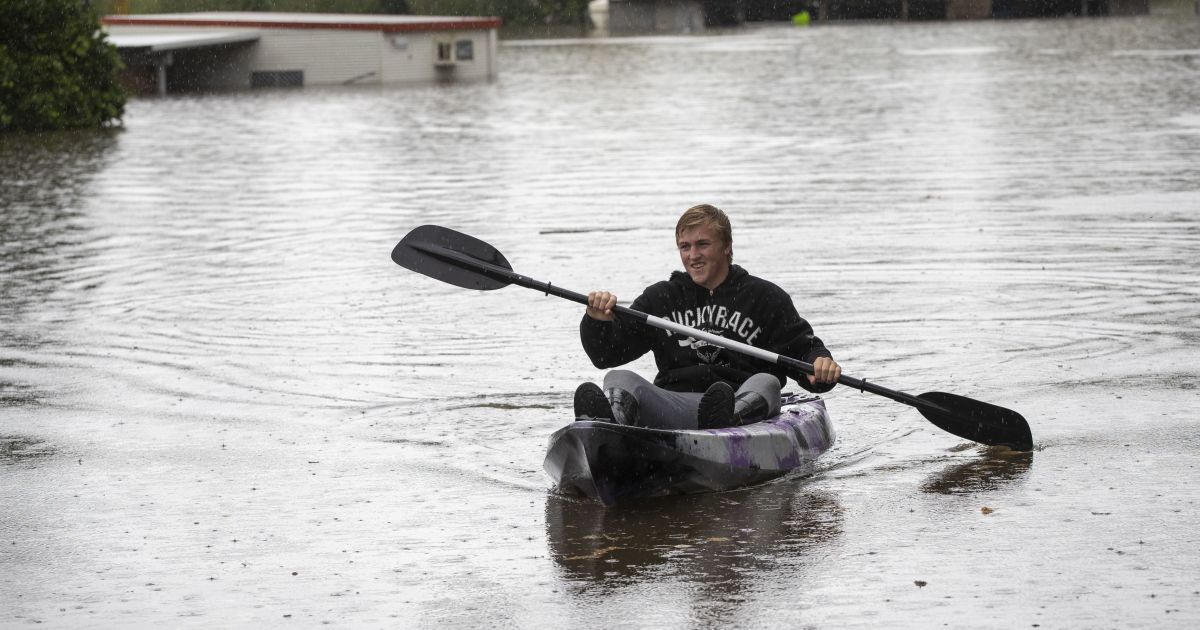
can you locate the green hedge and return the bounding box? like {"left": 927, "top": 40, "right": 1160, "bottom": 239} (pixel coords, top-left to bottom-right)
{"left": 0, "top": 0, "right": 125, "bottom": 132}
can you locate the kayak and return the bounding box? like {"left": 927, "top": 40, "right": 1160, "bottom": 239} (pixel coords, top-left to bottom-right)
{"left": 543, "top": 393, "right": 835, "bottom": 506}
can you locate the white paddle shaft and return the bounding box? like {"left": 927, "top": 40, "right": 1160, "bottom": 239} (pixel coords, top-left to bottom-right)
{"left": 644, "top": 314, "right": 788, "bottom": 367}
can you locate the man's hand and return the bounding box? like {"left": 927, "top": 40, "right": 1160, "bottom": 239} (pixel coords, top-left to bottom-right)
{"left": 586, "top": 291, "right": 618, "bottom": 321}
{"left": 808, "top": 356, "right": 842, "bottom": 385}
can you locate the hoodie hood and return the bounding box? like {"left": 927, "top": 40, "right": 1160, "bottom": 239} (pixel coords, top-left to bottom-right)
{"left": 668, "top": 264, "right": 750, "bottom": 294}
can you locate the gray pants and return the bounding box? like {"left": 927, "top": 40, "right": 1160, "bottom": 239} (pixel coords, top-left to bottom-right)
{"left": 603, "top": 369, "right": 782, "bottom": 430}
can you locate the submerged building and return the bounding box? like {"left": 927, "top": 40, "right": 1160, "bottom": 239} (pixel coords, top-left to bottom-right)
{"left": 102, "top": 12, "right": 502, "bottom": 96}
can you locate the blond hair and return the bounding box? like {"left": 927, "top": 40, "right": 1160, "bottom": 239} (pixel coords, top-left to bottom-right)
{"left": 676, "top": 204, "right": 732, "bottom": 263}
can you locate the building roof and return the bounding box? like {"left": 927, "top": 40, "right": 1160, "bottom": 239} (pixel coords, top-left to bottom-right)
{"left": 102, "top": 12, "right": 502, "bottom": 32}
{"left": 105, "top": 30, "right": 261, "bottom": 52}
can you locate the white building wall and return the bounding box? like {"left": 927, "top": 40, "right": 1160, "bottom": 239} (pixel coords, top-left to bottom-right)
{"left": 488, "top": 30, "right": 498, "bottom": 79}
{"left": 379, "top": 31, "right": 495, "bottom": 84}
{"left": 379, "top": 31, "right": 435, "bottom": 83}
{"left": 107, "top": 22, "right": 498, "bottom": 91}
{"left": 253, "top": 29, "right": 381, "bottom": 85}
{"left": 440, "top": 31, "right": 494, "bottom": 82}
{"left": 250, "top": 27, "right": 497, "bottom": 86}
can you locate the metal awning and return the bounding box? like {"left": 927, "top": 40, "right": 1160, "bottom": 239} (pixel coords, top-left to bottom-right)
{"left": 106, "top": 30, "right": 261, "bottom": 52}
{"left": 106, "top": 30, "right": 260, "bottom": 97}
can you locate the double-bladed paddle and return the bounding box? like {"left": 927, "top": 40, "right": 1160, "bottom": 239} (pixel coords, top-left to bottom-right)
{"left": 391, "top": 224, "right": 1034, "bottom": 451}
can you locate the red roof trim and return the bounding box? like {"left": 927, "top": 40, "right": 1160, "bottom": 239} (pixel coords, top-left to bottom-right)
{"left": 101, "top": 16, "right": 502, "bottom": 32}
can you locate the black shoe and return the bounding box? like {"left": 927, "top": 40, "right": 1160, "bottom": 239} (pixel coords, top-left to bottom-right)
{"left": 733, "top": 392, "right": 770, "bottom": 426}
{"left": 697, "top": 381, "right": 735, "bottom": 429}
{"left": 574, "top": 382, "right": 615, "bottom": 421}
{"left": 606, "top": 388, "right": 639, "bottom": 426}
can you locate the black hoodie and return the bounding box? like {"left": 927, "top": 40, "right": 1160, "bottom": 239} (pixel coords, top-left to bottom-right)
{"left": 580, "top": 264, "right": 834, "bottom": 393}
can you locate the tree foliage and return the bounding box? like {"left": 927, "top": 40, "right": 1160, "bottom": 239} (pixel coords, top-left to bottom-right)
{"left": 0, "top": 0, "right": 126, "bottom": 132}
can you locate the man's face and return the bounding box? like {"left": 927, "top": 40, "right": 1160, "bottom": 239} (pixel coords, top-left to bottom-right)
{"left": 677, "top": 224, "right": 731, "bottom": 290}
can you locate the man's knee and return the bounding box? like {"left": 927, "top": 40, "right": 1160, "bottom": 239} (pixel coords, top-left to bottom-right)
{"left": 603, "top": 369, "right": 650, "bottom": 393}
{"left": 738, "top": 373, "right": 781, "bottom": 398}
{"left": 735, "top": 373, "right": 782, "bottom": 421}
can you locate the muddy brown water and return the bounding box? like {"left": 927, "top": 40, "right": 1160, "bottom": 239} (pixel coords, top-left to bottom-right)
{"left": 3, "top": 15, "right": 1199, "bottom": 628}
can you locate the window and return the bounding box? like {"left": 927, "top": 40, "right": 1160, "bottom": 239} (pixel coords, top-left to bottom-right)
{"left": 435, "top": 38, "right": 475, "bottom": 67}
{"left": 455, "top": 40, "right": 474, "bottom": 62}
{"left": 251, "top": 70, "right": 304, "bottom": 88}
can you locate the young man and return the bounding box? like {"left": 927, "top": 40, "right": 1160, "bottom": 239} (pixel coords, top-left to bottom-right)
{"left": 574, "top": 204, "right": 841, "bottom": 430}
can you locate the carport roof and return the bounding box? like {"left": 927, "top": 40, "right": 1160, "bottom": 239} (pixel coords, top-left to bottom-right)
{"left": 106, "top": 30, "right": 261, "bottom": 52}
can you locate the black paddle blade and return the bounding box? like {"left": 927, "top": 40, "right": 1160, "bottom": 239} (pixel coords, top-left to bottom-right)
{"left": 391, "top": 225, "right": 513, "bottom": 291}
{"left": 916, "top": 392, "right": 1034, "bottom": 452}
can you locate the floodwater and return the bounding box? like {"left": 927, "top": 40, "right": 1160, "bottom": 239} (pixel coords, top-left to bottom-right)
{"left": 3, "top": 14, "right": 1200, "bottom": 628}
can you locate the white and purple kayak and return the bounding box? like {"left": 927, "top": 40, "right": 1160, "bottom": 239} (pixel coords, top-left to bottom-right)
{"left": 544, "top": 394, "right": 835, "bottom": 506}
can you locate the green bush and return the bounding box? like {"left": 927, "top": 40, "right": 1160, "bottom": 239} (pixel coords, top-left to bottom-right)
{"left": 0, "top": 0, "right": 125, "bottom": 132}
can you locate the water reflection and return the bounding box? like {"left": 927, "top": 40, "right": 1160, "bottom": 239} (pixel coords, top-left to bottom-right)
{"left": 547, "top": 480, "right": 842, "bottom": 615}
{"left": 0, "top": 436, "right": 53, "bottom": 463}
{"left": 0, "top": 130, "right": 116, "bottom": 345}
{"left": 920, "top": 448, "right": 1034, "bottom": 495}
